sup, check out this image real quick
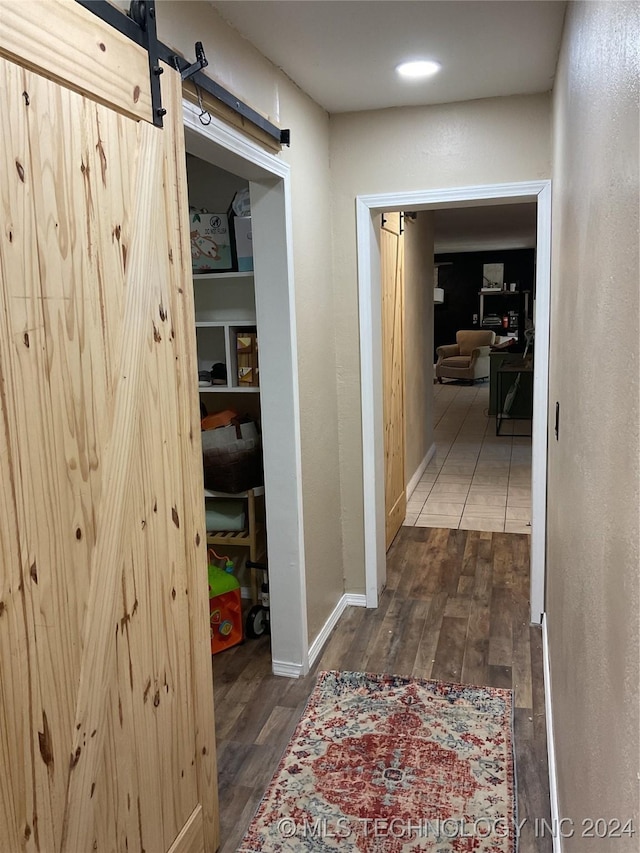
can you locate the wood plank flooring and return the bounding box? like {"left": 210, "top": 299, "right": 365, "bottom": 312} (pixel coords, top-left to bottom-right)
{"left": 212, "top": 527, "right": 552, "bottom": 852}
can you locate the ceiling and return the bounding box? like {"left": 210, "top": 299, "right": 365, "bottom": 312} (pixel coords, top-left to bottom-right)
{"left": 211, "top": 2, "right": 551, "bottom": 251}
{"left": 433, "top": 204, "right": 537, "bottom": 253}
{"left": 212, "top": 1, "right": 566, "bottom": 114}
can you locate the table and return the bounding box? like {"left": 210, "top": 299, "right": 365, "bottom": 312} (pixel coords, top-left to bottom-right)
{"left": 496, "top": 360, "right": 534, "bottom": 436}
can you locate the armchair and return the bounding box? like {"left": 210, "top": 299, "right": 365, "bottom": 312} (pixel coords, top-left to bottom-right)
{"left": 436, "top": 330, "right": 496, "bottom": 384}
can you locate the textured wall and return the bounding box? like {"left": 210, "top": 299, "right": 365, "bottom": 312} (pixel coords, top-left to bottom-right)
{"left": 148, "top": 2, "right": 344, "bottom": 643}
{"left": 330, "top": 96, "right": 552, "bottom": 592}
{"left": 403, "top": 213, "right": 435, "bottom": 483}
{"left": 547, "top": 2, "right": 640, "bottom": 848}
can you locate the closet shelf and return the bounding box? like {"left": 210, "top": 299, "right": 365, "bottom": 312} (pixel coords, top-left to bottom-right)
{"left": 199, "top": 385, "right": 260, "bottom": 394}
{"left": 193, "top": 271, "right": 254, "bottom": 282}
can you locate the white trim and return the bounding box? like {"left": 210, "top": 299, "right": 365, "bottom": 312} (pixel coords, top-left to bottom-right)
{"left": 183, "top": 102, "right": 309, "bottom": 677}
{"left": 358, "top": 180, "right": 550, "bottom": 210}
{"left": 530, "top": 183, "right": 551, "bottom": 624}
{"left": 307, "top": 593, "right": 369, "bottom": 669}
{"left": 271, "top": 660, "right": 305, "bottom": 678}
{"left": 542, "top": 614, "right": 562, "bottom": 853}
{"left": 308, "top": 596, "right": 348, "bottom": 667}
{"left": 344, "top": 594, "right": 368, "bottom": 607}
{"left": 357, "top": 181, "right": 551, "bottom": 621}
{"left": 406, "top": 443, "right": 436, "bottom": 500}
{"left": 357, "top": 199, "right": 387, "bottom": 608}
{"left": 183, "top": 103, "right": 289, "bottom": 179}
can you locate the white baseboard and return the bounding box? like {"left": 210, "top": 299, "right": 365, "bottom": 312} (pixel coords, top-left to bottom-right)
{"left": 344, "top": 593, "right": 367, "bottom": 608}
{"left": 542, "top": 613, "right": 562, "bottom": 853}
{"left": 271, "top": 659, "right": 305, "bottom": 678}
{"left": 271, "top": 594, "right": 367, "bottom": 678}
{"left": 307, "top": 593, "right": 368, "bottom": 670}
{"left": 406, "top": 443, "right": 436, "bottom": 500}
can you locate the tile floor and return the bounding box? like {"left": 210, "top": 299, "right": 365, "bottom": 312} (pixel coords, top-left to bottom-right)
{"left": 404, "top": 381, "right": 532, "bottom": 533}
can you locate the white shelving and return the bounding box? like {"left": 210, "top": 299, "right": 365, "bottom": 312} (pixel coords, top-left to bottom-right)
{"left": 193, "top": 271, "right": 259, "bottom": 393}
{"left": 193, "top": 271, "right": 255, "bottom": 322}
{"left": 195, "top": 272, "right": 253, "bottom": 280}
{"left": 479, "top": 289, "right": 530, "bottom": 338}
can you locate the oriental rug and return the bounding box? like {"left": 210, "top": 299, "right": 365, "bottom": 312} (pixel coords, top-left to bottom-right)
{"left": 239, "top": 671, "right": 516, "bottom": 853}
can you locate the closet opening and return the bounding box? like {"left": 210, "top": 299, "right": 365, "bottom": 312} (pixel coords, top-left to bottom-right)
{"left": 183, "top": 103, "right": 308, "bottom": 677}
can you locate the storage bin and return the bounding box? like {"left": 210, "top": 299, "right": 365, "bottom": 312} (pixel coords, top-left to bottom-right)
{"left": 202, "top": 420, "right": 262, "bottom": 493}
{"left": 190, "top": 211, "right": 233, "bottom": 272}
{"left": 231, "top": 215, "right": 253, "bottom": 271}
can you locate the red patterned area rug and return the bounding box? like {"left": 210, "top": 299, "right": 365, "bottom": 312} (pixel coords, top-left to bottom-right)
{"left": 239, "top": 671, "right": 516, "bottom": 852}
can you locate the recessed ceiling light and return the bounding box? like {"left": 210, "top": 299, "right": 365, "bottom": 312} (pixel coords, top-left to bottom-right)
{"left": 396, "top": 59, "right": 441, "bottom": 80}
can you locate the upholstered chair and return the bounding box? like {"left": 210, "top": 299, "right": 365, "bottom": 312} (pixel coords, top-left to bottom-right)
{"left": 436, "top": 330, "right": 496, "bottom": 383}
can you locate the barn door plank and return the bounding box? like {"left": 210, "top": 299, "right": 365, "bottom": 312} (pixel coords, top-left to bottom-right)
{"left": 381, "top": 213, "right": 406, "bottom": 549}
{"left": 0, "top": 7, "right": 217, "bottom": 850}
{"left": 161, "top": 67, "right": 219, "bottom": 852}
{"left": 0, "top": 0, "right": 152, "bottom": 122}
{"left": 167, "top": 805, "right": 205, "bottom": 853}
{"left": 60, "top": 118, "right": 163, "bottom": 851}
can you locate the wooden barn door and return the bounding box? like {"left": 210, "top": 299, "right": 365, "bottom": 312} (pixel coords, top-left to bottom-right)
{"left": 0, "top": 3, "right": 218, "bottom": 852}
{"left": 380, "top": 212, "right": 406, "bottom": 549}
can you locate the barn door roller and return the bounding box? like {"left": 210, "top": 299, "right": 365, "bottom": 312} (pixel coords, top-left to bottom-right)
{"left": 77, "top": 0, "right": 165, "bottom": 126}
{"left": 129, "top": 0, "right": 165, "bottom": 126}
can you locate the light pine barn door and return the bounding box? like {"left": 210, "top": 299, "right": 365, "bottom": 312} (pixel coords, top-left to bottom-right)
{"left": 380, "top": 212, "right": 406, "bottom": 549}
{"left": 0, "top": 3, "right": 218, "bottom": 852}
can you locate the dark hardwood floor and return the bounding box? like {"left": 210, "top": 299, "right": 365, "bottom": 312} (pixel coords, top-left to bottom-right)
{"left": 212, "top": 526, "right": 552, "bottom": 852}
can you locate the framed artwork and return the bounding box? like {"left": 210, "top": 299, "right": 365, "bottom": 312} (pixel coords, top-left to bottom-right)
{"left": 482, "top": 262, "right": 504, "bottom": 290}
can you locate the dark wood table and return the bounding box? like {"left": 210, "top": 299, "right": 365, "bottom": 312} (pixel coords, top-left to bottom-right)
{"left": 496, "top": 359, "right": 534, "bottom": 436}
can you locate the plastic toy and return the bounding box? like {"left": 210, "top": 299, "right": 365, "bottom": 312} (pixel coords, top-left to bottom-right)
{"left": 207, "top": 548, "right": 243, "bottom": 654}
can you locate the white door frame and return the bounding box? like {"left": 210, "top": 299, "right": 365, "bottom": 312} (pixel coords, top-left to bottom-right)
{"left": 183, "top": 103, "right": 309, "bottom": 676}
{"left": 357, "top": 180, "right": 551, "bottom": 624}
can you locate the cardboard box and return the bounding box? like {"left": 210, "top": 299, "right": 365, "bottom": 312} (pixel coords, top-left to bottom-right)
{"left": 236, "top": 331, "right": 259, "bottom": 386}
{"left": 190, "top": 212, "right": 233, "bottom": 272}
{"left": 231, "top": 215, "right": 253, "bottom": 272}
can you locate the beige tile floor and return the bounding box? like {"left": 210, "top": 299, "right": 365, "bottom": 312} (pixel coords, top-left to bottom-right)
{"left": 404, "top": 381, "right": 532, "bottom": 533}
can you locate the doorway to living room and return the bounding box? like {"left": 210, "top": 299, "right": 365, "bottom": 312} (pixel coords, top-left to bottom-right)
{"left": 404, "top": 206, "right": 537, "bottom": 534}
{"left": 357, "top": 180, "right": 551, "bottom": 625}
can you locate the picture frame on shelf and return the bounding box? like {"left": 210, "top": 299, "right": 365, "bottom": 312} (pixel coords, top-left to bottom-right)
{"left": 482, "top": 262, "right": 504, "bottom": 291}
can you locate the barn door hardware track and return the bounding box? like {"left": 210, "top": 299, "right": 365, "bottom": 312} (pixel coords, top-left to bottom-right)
{"left": 76, "top": 0, "right": 290, "bottom": 145}
{"left": 163, "top": 43, "right": 290, "bottom": 146}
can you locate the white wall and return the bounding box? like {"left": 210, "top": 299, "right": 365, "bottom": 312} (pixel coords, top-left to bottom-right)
{"left": 152, "top": 2, "right": 344, "bottom": 642}
{"left": 330, "top": 95, "right": 552, "bottom": 591}
{"left": 547, "top": 3, "right": 639, "bottom": 847}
